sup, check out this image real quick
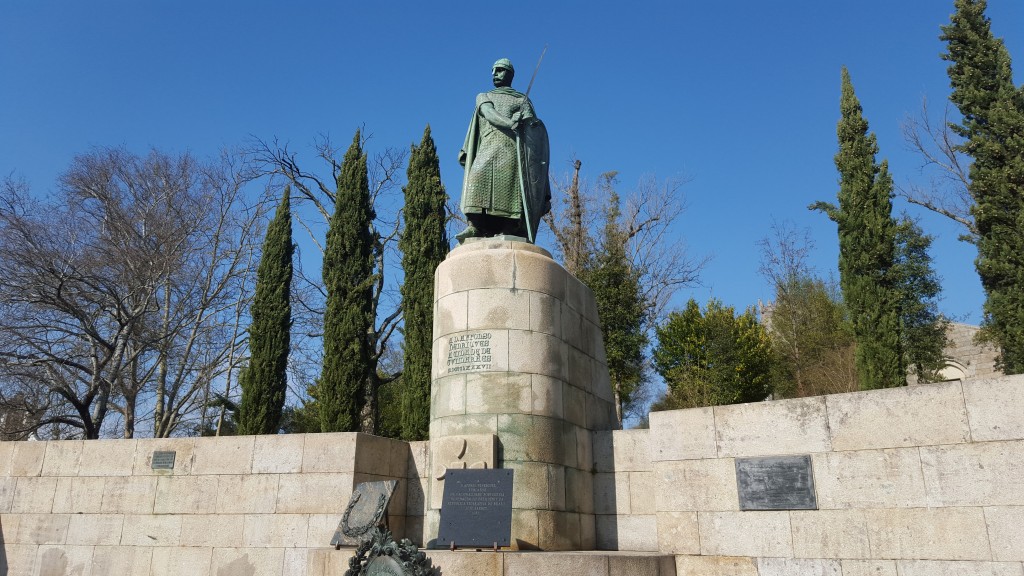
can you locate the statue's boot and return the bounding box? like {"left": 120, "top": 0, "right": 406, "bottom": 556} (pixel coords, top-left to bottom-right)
{"left": 455, "top": 225, "right": 478, "bottom": 243}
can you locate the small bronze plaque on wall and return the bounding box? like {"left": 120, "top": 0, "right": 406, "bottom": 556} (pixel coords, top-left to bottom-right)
{"left": 151, "top": 451, "right": 176, "bottom": 470}
{"left": 736, "top": 455, "right": 817, "bottom": 510}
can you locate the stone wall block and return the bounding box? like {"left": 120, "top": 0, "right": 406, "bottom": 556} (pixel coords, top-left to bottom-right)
{"left": 429, "top": 550, "right": 504, "bottom": 576}
{"left": 354, "top": 433, "right": 399, "bottom": 477}
{"left": 757, "top": 558, "right": 842, "bottom": 576}
{"left": 466, "top": 372, "right": 532, "bottom": 415}
{"left": 985, "top": 506, "right": 1024, "bottom": 561}
{"left": 217, "top": 474, "right": 279, "bottom": 514}
{"left": 0, "top": 544, "right": 39, "bottom": 575}
{"left": 211, "top": 548, "right": 286, "bottom": 576}
{"left": 593, "top": 471, "right": 630, "bottom": 515}
{"left": 839, "top": 560, "right": 898, "bottom": 576}
{"left": 10, "top": 441, "right": 46, "bottom": 476}
{"left": 505, "top": 551, "right": 609, "bottom": 576}
{"left": 180, "top": 514, "right": 244, "bottom": 547}
{"left": 812, "top": 448, "right": 928, "bottom": 509}
{"left": 513, "top": 248, "right": 567, "bottom": 300}
{"left": 497, "top": 414, "right": 565, "bottom": 464}
{"left": 592, "top": 431, "right": 614, "bottom": 472}
{"left": 629, "top": 471, "right": 656, "bottom": 515}
{"left": 79, "top": 439, "right": 137, "bottom": 476}
{"left": 697, "top": 511, "right": 793, "bottom": 557}
{"left": 430, "top": 414, "right": 498, "bottom": 439}
{"left": 538, "top": 510, "right": 581, "bottom": 550}
{"left": 563, "top": 383, "right": 587, "bottom": 428}
{"left": 865, "top": 507, "right": 990, "bottom": 561}
{"left": 595, "top": 514, "right": 657, "bottom": 552}
{"left": 306, "top": 514, "right": 340, "bottom": 548}
{"left": 567, "top": 346, "right": 594, "bottom": 392}
{"left": 715, "top": 396, "right": 831, "bottom": 457}
{"left": 649, "top": 407, "right": 717, "bottom": 461}
{"left": 654, "top": 459, "right": 739, "bottom": 512}
{"left": 437, "top": 247, "right": 515, "bottom": 295}
{"left": 963, "top": 375, "right": 1024, "bottom": 442}
{"left": 530, "top": 291, "right": 562, "bottom": 338}
{"left": 467, "top": 287, "right": 531, "bottom": 330}
{"left": 506, "top": 460, "right": 550, "bottom": 510}
{"left": 674, "top": 555, "right": 759, "bottom": 576}
{"left": 41, "top": 440, "right": 83, "bottom": 476}
{"left": 35, "top": 545, "right": 93, "bottom": 576}
{"left": 120, "top": 514, "right": 183, "bottom": 547}
{"left": 531, "top": 374, "right": 564, "bottom": 418}
{"left": 154, "top": 475, "right": 218, "bottom": 514}
{"left": 243, "top": 513, "right": 309, "bottom": 548}
{"left": 14, "top": 513, "right": 69, "bottom": 545}
{"left": 0, "top": 441, "right": 13, "bottom": 475}
{"left": 66, "top": 513, "right": 123, "bottom": 545}
{"left": 191, "top": 435, "right": 254, "bottom": 475}
{"left": 51, "top": 476, "right": 105, "bottom": 514}
{"left": 511, "top": 509, "right": 539, "bottom": 550}
{"left": 276, "top": 472, "right": 354, "bottom": 514}
{"left": 826, "top": 382, "right": 970, "bottom": 451}
{"left": 100, "top": 476, "right": 158, "bottom": 514}
{"left": 12, "top": 476, "right": 58, "bottom": 513}
{"left": 895, "top": 560, "right": 1024, "bottom": 576}
{"left": 507, "top": 330, "right": 568, "bottom": 381}
{"left": 434, "top": 291, "right": 469, "bottom": 336}
{"left": 608, "top": 429, "right": 651, "bottom": 472}
{"left": 301, "top": 432, "right": 358, "bottom": 474}
{"left": 406, "top": 440, "right": 429, "bottom": 479}
{"left": 921, "top": 441, "right": 1024, "bottom": 506}
{"left": 388, "top": 441, "right": 411, "bottom": 479}
{"left": 0, "top": 476, "right": 13, "bottom": 513}
{"left": 0, "top": 510, "right": 20, "bottom": 540}
{"left": 253, "top": 434, "right": 304, "bottom": 474}
{"left": 91, "top": 546, "right": 154, "bottom": 575}
{"left": 790, "top": 509, "right": 870, "bottom": 558}
{"left": 656, "top": 511, "right": 700, "bottom": 555}
{"left": 150, "top": 547, "right": 213, "bottom": 576}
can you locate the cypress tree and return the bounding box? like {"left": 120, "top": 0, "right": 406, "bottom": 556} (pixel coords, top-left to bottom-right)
{"left": 893, "top": 217, "right": 949, "bottom": 382}
{"left": 811, "top": 67, "right": 903, "bottom": 389}
{"left": 399, "top": 126, "right": 449, "bottom": 441}
{"left": 238, "top": 187, "right": 293, "bottom": 435}
{"left": 319, "top": 131, "right": 375, "bottom": 432}
{"left": 942, "top": 0, "right": 1024, "bottom": 373}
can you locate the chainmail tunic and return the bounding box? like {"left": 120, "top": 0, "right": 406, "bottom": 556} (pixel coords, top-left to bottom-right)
{"left": 461, "top": 89, "right": 536, "bottom": 219}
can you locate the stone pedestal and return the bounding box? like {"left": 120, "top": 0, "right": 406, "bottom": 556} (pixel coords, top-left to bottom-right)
{"left": 428, "top": 239, "right": 617, "bottom": 550}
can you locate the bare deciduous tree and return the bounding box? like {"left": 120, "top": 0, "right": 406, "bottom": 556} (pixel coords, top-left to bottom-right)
{"left": 0, "top": 148, "right": 265, "bottom": 439}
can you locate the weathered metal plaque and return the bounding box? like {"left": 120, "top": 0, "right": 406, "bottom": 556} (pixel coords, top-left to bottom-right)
{"left": 151, "top": 451, "right": 176, "bottom": 470}
{"left": 331, "top": 480, "right": 398, "bottom": 547}
{"left": 736, "top": 455, "right": 817, "bottom": 510}
{"left": 436, "top": 468, "right": 513, "bottom": 548}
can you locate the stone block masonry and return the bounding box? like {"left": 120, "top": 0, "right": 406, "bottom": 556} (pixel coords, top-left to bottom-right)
{"left": 0, "top": 432, "right": 414, "bottom": 576}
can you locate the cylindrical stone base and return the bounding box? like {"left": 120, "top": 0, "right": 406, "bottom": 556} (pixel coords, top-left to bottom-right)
{"left": 428, "top": 239, "right": 616, "bottom": 550}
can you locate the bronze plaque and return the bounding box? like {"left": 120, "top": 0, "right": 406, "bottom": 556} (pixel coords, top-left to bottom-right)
{"left": 331, "top": 480, "right": 398, "bottom": 547}
{"left": 151, "top": 451, "right": 176, "bottom": 470}
{"left": 436, "top": 468, "right": 513, "bottom": 548}
{"left": 736, "top": 455, "right": 817, "bottom": 510}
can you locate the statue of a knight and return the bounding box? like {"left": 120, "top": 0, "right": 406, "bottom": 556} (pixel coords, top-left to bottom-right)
{"left": 456, "top": 58, "right": 551, "bottom": 243}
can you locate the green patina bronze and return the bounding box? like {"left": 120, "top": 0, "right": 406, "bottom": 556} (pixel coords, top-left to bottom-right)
{"left": 457, "top": 58, "right": 551, "bottom": 243}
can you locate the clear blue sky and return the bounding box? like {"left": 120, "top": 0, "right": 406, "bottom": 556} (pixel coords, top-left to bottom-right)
{"left": 2, "top": 1, "right": 1022, "bottom": 324}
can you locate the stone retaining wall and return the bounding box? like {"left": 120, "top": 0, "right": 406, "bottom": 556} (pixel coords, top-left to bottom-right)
{"left": 594, "top": 374, "right": 1024, "bottom": 575}
{"left": 0, "top": 433, "right": 421, "bottom": 575}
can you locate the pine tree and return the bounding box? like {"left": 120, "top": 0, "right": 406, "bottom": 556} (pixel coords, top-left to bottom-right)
{"left": 237, "top": 187, "right": 293, "bottom": 435}
{"left": 942, "top": 0, "right": 1024, "bottom": 373}
{"left": 319, "top": 132, "right": 376, "bottom": 432}
{"left": 399, "top": 126, "right": 449, "bottom": 441}
{"left": 579, "top": 190, "right": 648, "bottom": 427}
{"left": 652, "top": 299, "right": 773, "bottom": 410}
{"left": 811, "top": 67, "right": 903, "bottom": 389}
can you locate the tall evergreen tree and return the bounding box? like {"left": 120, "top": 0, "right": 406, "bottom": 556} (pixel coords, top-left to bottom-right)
{"left": 811, "top": 67, "right": 903, "bottom": 389}
{"left": 579, "top": 191, "right": 648, "bottom": 427}
{"left": 319, "top": 132, "right": 376, "bottom": 432}
{"left": 238, "top": 188, "right": 294, "bottom": 435}
{"left": 893, "top": 217, "right": 950, "bottom": 382}
{"left": 399, "top": 126, "right": 449, "bottom": 441}
{"left": 942, "top": 0, "right": 1024, "bottom": 373}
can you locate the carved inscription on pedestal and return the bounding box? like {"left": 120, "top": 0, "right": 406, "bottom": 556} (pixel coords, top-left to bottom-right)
{"left": 446, "top": 332, "right": 493, "bottom": 374}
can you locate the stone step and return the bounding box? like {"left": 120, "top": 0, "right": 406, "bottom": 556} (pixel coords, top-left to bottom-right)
{"left": 398, "top": 550, "right": 674, "bottom": 576}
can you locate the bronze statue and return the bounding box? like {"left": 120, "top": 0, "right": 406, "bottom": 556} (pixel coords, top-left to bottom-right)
{"left": 457, "top": 58, "right": 550, "bottom": 243}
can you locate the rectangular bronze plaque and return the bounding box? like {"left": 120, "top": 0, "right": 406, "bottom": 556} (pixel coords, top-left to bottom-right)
{"left": 151, "top": 451, "right": 176, "bottom": 470}
{"left": 736, "top": 455, "right": 817, "bottom": 510}
{"left": 436, "top": 468, "right": 513, "bottom": 548}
